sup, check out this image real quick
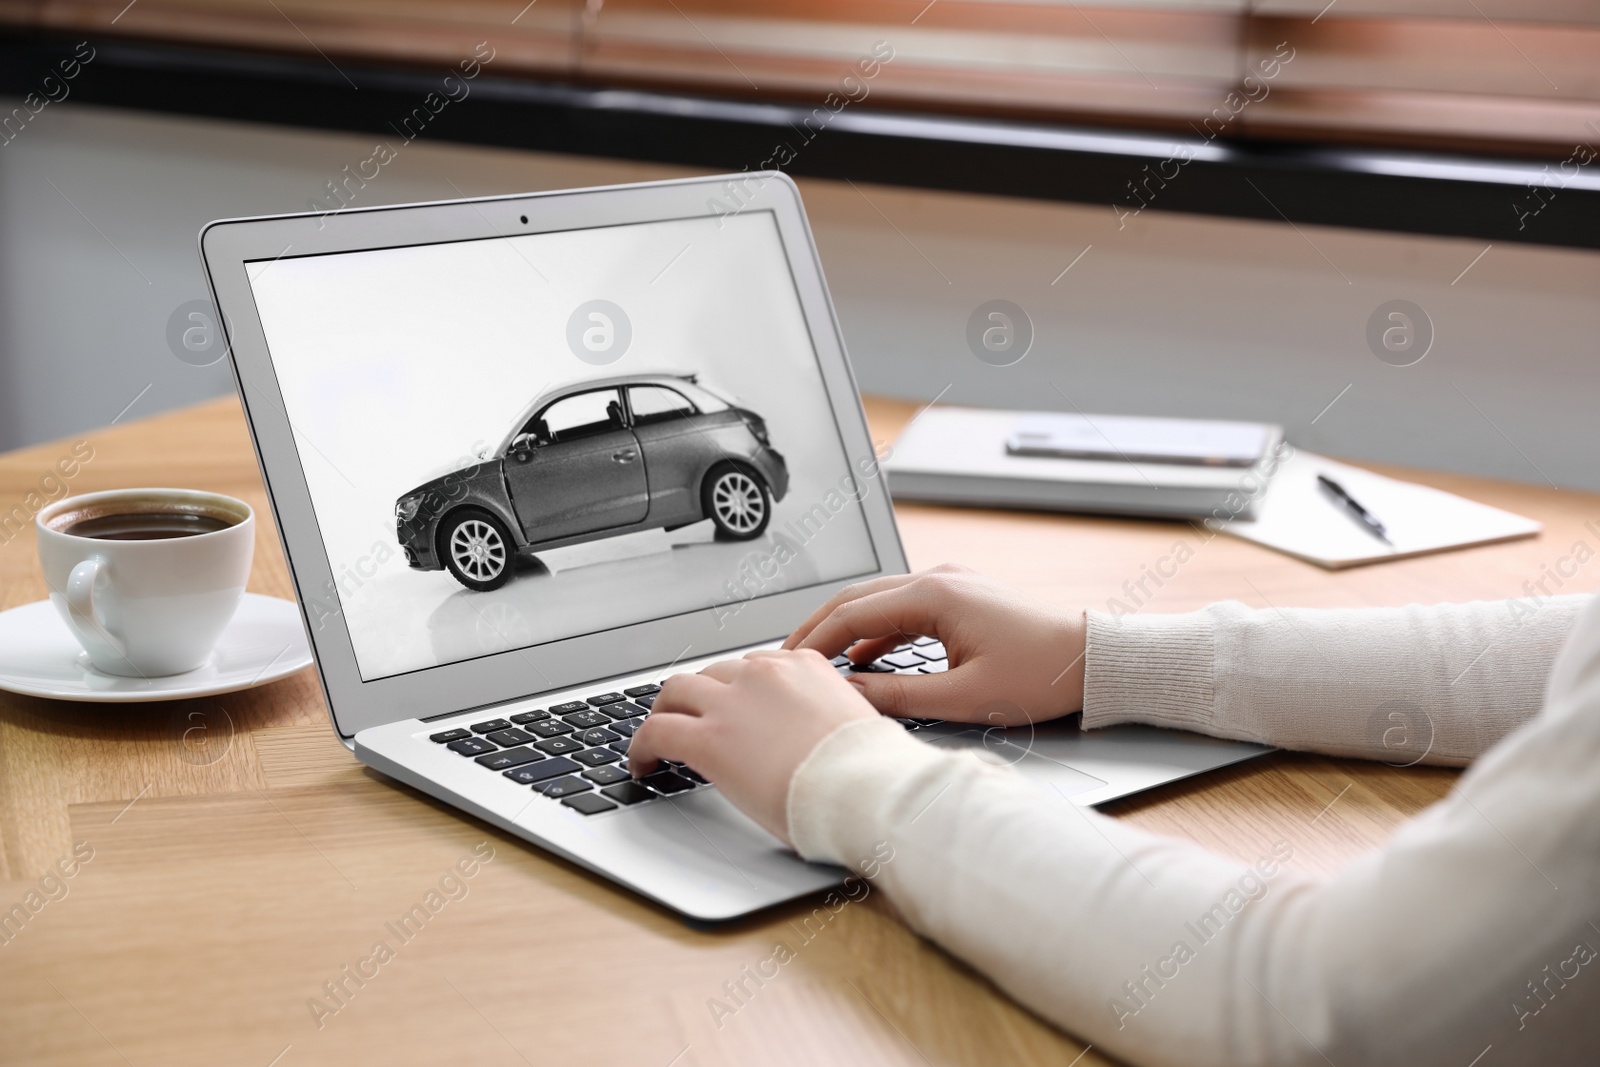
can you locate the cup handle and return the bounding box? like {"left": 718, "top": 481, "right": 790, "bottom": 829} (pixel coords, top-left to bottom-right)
{"left": 66, "top": 557, "right": 129, "bottom": 666}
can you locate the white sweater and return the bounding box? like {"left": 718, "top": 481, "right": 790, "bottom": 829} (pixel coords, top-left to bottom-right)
{"left": 787, "top": 593, "right": 1599, "bottom": 1065}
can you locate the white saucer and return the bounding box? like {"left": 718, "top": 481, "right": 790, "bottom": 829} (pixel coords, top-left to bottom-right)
{"left": 0, "top": 594, "right": 313, "bottom": 702}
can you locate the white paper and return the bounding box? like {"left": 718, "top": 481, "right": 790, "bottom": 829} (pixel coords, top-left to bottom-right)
{"left": 1218, "top": 450, "right": 1541, "bottom": 568}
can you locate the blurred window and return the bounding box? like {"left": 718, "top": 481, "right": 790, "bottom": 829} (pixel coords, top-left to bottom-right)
{"left": 43, "top": 1, "right": 1599, "bottom": 156}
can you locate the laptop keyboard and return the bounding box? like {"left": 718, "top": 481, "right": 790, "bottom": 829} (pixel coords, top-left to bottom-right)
{"left": 426, "top": 641, "right": 949, "bottom": 816}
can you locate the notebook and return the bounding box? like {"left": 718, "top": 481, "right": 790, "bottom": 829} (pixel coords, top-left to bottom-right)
{"left": 1216, "top": 449, "right": 1542, "bottom": 568}
{"left": 884, "top": 407, "right": 1286, "bottom": 519}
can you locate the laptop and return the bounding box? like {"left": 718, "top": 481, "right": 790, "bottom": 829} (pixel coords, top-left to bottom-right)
{"left": 202, "top": 173, "right": 1269, "bottom": 922}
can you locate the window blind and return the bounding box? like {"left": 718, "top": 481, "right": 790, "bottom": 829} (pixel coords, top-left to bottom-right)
{"left": 8, "top": 0, "right": 1595, "bottom": 157}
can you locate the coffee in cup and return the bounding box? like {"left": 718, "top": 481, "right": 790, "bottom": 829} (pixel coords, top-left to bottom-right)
{"left": 56, "top": 510, "right": 237, "bottom": 540}
{"left": 35, "top": 489, "right": 255, "bottom": 677}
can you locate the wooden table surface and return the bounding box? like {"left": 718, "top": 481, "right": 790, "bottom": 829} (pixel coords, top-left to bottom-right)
{"left": 1, "top": 395, "right": 1591, "bottom": 1067}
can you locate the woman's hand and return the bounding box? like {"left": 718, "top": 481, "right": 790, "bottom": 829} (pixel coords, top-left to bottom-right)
{"left": 783, "top": 564, "right": 1086, "bottom": 727}
{"left": 628, "top": 650, "right": 878, "bottom": 844}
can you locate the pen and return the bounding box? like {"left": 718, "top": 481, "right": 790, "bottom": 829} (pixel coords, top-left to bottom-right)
{"left": 1317, "top": 474, "right": 1392, "bottom": 545}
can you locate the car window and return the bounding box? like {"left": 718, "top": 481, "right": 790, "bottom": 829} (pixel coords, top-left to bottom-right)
{"left": 535, "top": 389, "right": 624, "bottom": 443}
{"left": 628, "top": 385, "right": 697, "bottom": 427}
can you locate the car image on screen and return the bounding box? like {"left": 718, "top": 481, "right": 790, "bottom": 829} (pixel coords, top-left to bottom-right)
{"left": 395, "top": 374, "right": 789, "bottom": 591}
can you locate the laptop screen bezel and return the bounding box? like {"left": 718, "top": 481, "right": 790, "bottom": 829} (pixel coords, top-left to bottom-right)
{"left": 200, "top": 173, "right": 908, "bottom": 740}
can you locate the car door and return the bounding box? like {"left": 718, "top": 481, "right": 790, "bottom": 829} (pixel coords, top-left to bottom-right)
{"left": 503, "top": 388, "right": 648, "bottom": 542}
{"left": 625, "top": 384, "right": 704, "bottom": 524}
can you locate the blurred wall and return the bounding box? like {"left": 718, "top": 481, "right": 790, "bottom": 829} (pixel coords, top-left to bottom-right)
{"left": 2, "top": 98, "right": 1597, "bottom": 490}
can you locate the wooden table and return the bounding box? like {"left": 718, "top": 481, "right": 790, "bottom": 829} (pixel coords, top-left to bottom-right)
{"left": 2, "top": 395, "right": 1591, "bottom": 1066}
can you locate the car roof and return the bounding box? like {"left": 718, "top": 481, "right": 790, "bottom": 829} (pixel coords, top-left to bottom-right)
{"left": 492, "top": 372, "right": 728, "bottom": 456}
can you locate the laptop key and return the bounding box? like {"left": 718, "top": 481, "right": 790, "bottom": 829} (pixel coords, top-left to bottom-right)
{"left": 634, "top": 694, "right": 657, "bottom": 709}
{"left": 915, "top": 643, "right": 947, "bottom": 662}
{"left": 527, "top": 719, "right": 574, "bottom": 738}
{"left": 608, "top": 718, "right": 639, "bottom": 737}
{"left": 534, "top": 736, "right": 584, "bottom": 756}
{"left": 912, "top": 635, "right": 938, "bottom": 647}
{"left": 880, "top": 652, "right": 924, "bottom": 670}
{"left": 510, "top": 709, "right": 550, "bottom": 725}
{"left": 917, "top": 661, "right": 949, "bottom": 674}
{"left": 622, "top": 684, "right": 659, "bottom": 697}
{"left": 470, "top": 718, "right": 513, "bottom": 734}
{"left": 599, "top": 700, "right": 647, "bottom": 721}
{"left": 830, "top": 654, "right": 851, "bottom": 667}
{"left": 447, "top": 737, "right": 498, "bottom": 756}
{"left": 562, "top": 709, "right": 611, "bottom": 729}
{"left": 643, "top": 770, "right": 694, "bottom": 794}
{"left": 576, "top": 727, "right": 620, "bottom": 746}
{"left": 484, "top": 727, "right": 536, "bottom": 747}
{"left": 533, "top": 776, "right": 592, "bottom": 798}
{"left": 601, "top": 781, "right": 655, "bottom": 805}
{"left": 582, "top": 764, "right": 631, "bottom": 785}
{"left": 609, "top": 739, "right": 631, "bottom": 755}
{"left": 550, "top": 700, "right": 589, "bottom": 715}
{"left": 574, "top": 747, "right": 621, "bottom": 768}
{"left": 430, "top": 728, "right": 472, "bottom": 743}
{"left": 850, "top": 661, "right": 895, "bottom": 674}
{"left": 561, "top": 793, "right": 618, "bottom": 815}
{"left": 476, "top": 746, "right": 541, "bottom": 771}
{"left": 503, "top": 757, "right": 580, "bottom": 784}
{"left": 587, "top": 692, "right": 625, "bottom": 706}
{"left": 678, "top": 766, "right": 708, "bottom": 785}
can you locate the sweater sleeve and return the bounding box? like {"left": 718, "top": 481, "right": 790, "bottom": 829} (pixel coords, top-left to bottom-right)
{"left": 1081, "top": 595, "right": 1588, "bottom": 765}
{"left": 787, "top": 592, "right": 1600, "bottom": 1066}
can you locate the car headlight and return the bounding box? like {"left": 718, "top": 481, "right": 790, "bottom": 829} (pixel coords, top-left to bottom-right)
{"left": 396, "top": 496, "right": 422, "bottom": 521}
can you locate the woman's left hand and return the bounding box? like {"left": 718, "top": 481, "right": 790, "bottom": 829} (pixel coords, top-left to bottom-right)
{"left": 628, "top": 649, "right": 878, "bottom": 844}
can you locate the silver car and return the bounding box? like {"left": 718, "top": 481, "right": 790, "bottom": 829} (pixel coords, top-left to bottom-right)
{"left": 396, "top": 374, "right": 789, "bottom": 590}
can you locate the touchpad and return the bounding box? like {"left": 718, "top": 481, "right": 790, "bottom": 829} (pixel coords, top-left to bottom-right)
{"left": 922, "top": 727, "right": 1107, "bottom": 799}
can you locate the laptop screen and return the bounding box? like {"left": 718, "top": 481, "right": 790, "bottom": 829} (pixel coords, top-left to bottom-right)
{"left": 245, "top": 209, "right": 881, "bottom": 682}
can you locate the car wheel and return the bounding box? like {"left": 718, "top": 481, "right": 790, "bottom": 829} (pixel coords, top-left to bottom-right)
{"left": 703, "top": 465, "right": 771, "bottom": 540}
{"left": 440, "top": 510, "right": 515, "bottom": 591}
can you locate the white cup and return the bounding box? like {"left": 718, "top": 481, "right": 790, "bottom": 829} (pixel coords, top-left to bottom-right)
{"left": 35, "top": 488, "right": 255, "bottom": 677}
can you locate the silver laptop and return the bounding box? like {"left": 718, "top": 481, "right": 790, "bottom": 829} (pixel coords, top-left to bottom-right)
{"left": 202, "top": 173, "right": 1268, "bottom": 922}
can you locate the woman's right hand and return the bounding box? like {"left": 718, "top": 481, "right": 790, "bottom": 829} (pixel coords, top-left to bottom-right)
{"left": 783, "top": 564, "right": 1086, "bottom": 727}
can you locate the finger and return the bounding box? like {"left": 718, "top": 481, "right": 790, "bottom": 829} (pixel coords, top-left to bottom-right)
{"left": 845, "top": 634, "right": 903, "bottom": 664}
{"left": 846, "top": 668, "right": 974, "bottom": 720}
{"left": 697, "top": 659, "right": 748, "bottom": 684}
{"left": 794, "top": 579, "right": 951, "bottom": 659}
{"left": 629, "top": 711, "right": 706, "bottom": 777}
{"left": 649, "top": 672, "right": 723, "bottom": 717}
{"left": 783, "top": 573, "right": 920, "bottom": 649}
{"left": 743, "top": 647, "right": 825, "bottom": 664}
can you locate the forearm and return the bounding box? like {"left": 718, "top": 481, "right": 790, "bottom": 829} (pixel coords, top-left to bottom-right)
{"left": 788, "top": 717, "right": 1324, "bottom": 1066}
{"left": 789, "top": 667, "right": 1600, "bottom": 1067}
{"left": 1082, "top": 595, "right": 1588, "bottom": 764}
